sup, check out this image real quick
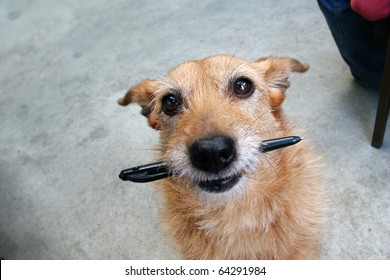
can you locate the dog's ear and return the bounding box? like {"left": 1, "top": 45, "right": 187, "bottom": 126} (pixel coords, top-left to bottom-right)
{"left": 255, "top": 57, "right": 309, "bottom": 109}
{"left": 118, "top": 79, "right": 160, "bottom": 130}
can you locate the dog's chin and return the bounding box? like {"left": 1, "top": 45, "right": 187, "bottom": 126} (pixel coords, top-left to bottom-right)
{"left": 197, "top": 174, "right": 242, "bottom": 193}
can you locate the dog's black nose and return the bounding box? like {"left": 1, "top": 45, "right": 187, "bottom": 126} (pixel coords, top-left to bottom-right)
{"left": 189, "top": 136, "right": 236, "bottom": 174}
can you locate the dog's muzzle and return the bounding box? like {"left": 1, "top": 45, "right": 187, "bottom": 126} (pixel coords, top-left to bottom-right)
{"left": 189, "top": 135, "right": 240, "bottom": 193}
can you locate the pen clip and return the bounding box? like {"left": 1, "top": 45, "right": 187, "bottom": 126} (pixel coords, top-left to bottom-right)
{"left": 119, "top": 162, "right": 170, "bottom": 182}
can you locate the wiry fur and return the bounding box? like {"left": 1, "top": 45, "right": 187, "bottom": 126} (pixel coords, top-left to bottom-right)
{"left": 118, "top": 55, "right": 326, "bottom": 259}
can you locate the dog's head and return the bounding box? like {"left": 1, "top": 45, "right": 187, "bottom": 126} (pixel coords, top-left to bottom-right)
{"left": 119, "top": 55, "right": 308, "bottom": 194}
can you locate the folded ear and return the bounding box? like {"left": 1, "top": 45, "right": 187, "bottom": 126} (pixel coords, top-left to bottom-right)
{"left": 255, "top": 57, "right": 309, "bottom": 110}
{"left": 118, "top": 79, "right": 160, "bottom": 129}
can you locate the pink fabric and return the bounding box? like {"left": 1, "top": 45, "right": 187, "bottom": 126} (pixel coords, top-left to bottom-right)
{"left": 351, "top": 0, "right": 390, "bottom": 21}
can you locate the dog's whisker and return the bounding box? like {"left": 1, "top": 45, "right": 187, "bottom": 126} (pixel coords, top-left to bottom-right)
{"left": 172, "top": 127, "right": 191, "bottom": 138}
{"left": 124, "top": 148, "right": 159, "bottom": 153}
{"left": 245, "top": 109, "right": 273, "bottom": 131}
{"left": 265, "top": 152, "right": 292, "bottom": 176}
{"left": 227, "top": 52, "right": 238, "bottom": 69}
{"left": 261, "top": 153, "right": 279, "bottom": 175}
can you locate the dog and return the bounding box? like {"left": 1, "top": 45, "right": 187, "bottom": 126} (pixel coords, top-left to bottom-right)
{"left": 118, "top": 54, "right": 326, "bottom": 259}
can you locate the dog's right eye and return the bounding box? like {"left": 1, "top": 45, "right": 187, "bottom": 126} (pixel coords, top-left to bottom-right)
{"left": 162, "top": 94, "right": 182, "bottom": 116}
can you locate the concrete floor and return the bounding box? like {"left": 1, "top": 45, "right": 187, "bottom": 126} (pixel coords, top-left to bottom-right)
{"left": 0, "top": 0, "right": 389, "bottom": 260}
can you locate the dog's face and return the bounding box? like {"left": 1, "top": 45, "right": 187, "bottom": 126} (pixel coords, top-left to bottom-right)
{"left": 119, "top": 55, "right": 308, "bottom": 194}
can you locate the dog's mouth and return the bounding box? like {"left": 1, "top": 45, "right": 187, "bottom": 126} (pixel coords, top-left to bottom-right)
{"left": 197, "top": 174, "right": 242, "bottom": 193}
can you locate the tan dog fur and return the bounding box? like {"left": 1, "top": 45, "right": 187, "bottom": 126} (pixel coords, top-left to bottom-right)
{"left": 118, "top": 55, "right": 326, "bottom": 259}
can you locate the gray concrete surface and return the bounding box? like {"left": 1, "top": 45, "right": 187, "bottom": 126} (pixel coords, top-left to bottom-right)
{"left": 0, "top": 0, "right": 389, "bottom": 259}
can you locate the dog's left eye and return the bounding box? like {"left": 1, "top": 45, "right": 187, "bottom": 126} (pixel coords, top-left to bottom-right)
{"left": 162, "top": 94, "right": 182, "bottom": 116}
{"left": 232, "top": 77, "right": 255, "bottom": 97}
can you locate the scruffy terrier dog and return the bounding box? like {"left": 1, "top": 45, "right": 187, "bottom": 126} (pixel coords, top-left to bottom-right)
{"left": 118, "top": 55, "right": 326, "bottom": 259}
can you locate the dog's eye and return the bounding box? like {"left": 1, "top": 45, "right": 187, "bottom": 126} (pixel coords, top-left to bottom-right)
{"left": 232, "top": 77, "right": 255, "bottom": 97}
{"left": 162, "top": 94, "right": 182, "bottom": 116}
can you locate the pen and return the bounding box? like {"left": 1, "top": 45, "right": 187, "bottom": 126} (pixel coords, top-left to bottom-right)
{"left": 260, "top": 136, "right": 303, "bottom": 152}
{"left": 119, "top": 161, "right": 169, "bottom": 183}
{"left": 119, "top": 135, "right": 303, "bottom": 183}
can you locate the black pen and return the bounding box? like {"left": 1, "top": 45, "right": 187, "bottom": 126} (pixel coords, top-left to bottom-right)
{"left": 119, "top": 136, "right": 303, "bottom": 183}
{"left": 260, "top": 136, "right": 303, "bottom": 152}
{"left": 119, "top": 161, "right": 170, "bottom": 183}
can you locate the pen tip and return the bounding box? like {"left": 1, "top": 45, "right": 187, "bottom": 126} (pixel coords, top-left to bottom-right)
{"left": 300, "top": 136, "right": 305, "bottom": 141}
